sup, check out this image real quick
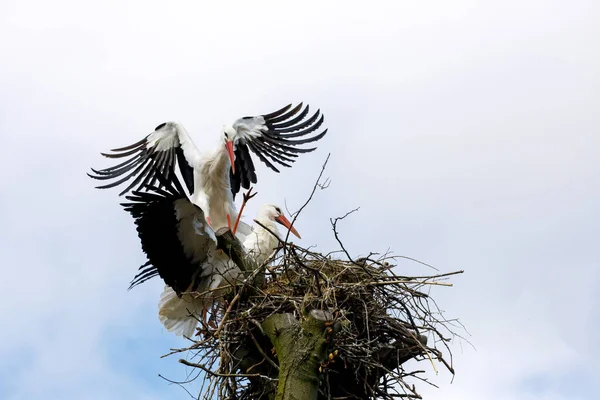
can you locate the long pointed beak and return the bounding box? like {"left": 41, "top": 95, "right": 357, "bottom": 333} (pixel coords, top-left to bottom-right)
{"left": 275, "top": 214, "right": 301, "bottom": 239}
{"left": 225, "top": 140, "right": 235, "bottom": 174}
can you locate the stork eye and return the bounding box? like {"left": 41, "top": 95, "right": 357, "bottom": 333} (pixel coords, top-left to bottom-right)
{"left": 275, "top": 207, "right": 281, "bottom": 214}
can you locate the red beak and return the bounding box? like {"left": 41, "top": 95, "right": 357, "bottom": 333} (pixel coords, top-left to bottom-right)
{"left": 275, "top": 214, "right": 301, "bottom": 239}
{"left": 225, "top": 140, "right": 235, "bottom": 174}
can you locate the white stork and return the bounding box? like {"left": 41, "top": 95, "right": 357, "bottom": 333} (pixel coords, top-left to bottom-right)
{"left": 89, "top": 103, "right": 326, "bottom": 234}
{"left": 122, "top": 176, "right": 301, "bottom": 337}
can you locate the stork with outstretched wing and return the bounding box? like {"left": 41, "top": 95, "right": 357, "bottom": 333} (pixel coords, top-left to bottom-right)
{"left": 89, "top": 103, "right": 326, "bottom": 234}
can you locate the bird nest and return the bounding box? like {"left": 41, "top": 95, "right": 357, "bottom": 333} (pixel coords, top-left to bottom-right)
{"left": 164, "top": 237, "right": 463, "bottom": 400}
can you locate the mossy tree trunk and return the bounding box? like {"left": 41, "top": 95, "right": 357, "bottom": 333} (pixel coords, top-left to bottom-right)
{"left": 262, "top": 311, "right": 335, "bottom": 400}
{"left": 217, "top": 228, "right": 334, "bottom": 399}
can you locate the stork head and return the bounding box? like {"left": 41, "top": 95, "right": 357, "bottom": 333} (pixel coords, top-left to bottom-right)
{"left": 222, "top": 124, "right": 238, "bottom": 174}
{"left": 260, "top": 205, "right": 301, "bottom": 239}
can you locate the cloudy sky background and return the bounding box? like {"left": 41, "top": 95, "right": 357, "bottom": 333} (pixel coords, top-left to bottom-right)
{"left": 1, "top": 1, "right": 598, "bottom": 399}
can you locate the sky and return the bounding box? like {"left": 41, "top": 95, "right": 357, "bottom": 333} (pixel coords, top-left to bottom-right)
{"left": 0, "top": 0, "right": 598, "bottom": 399}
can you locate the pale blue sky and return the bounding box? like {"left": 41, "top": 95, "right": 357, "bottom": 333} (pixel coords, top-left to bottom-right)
{"left": 1, "top": 1, "right": 598, "bottom": 399}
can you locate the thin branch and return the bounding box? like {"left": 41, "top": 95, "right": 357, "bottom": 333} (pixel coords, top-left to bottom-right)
{"left": 284, "top": 153, "right": 331, "bottom": 245}
{"left": 247, "top": 325, "right": 279, "bottom": 371}
{"left": 179, "top": 359, "right": 276, "bottom": 380}
{"left": 330, "top": 207, "right": 363, "bottom": 267}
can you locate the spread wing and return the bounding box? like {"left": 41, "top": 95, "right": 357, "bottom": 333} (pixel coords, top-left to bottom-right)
{"left": 122, "top": 174, "right": 216, "bottom": 294}
{"left": 229, "top": 103, "right": 327, "bottom": 197}
{"left": 88, "top": 122, "right": 198, "bottom": 196}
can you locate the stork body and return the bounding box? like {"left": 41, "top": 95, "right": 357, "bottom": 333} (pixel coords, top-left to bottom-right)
{"left": 192, "top": 137, "right": 238, "bottom": 232}
{"left": 122, "top": 178, "right": 301, "bottom": 337}
{"left": 131, "top": 122, "right": 238, "bottom": 233}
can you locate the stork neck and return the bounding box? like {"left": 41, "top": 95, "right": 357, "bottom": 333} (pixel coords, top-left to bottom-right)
{"left": 254, "top": 220, "right": 281, "bottom": 245}
{"left": 195, "top": 141, "right": 234, "bottom": 204}
{"left": 247, "top": 220, "right": 281, "bottom": 265}
{"left": 202, "top": 142, "right": 232, "bottom": 172}
{"left": 214, "top": 142, "right": 230, "bottom": 165}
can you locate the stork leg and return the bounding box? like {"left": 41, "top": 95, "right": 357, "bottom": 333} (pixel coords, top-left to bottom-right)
{"left": 232, "top": 186, "right": 257, "bottom": 235}
{"left": 201, "top": 306, "right": 209, "bottom": 326}
{"left": 201, "top": 306, "right": 218, "bottom": 330}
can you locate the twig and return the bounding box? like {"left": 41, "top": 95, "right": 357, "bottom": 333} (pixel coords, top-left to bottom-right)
{"left": 179, "top": 359, "right": 275, "bottom": 379}
{"left": 340, "top": 280, "right": 453, "bottom": 287}
{"left": 253, "top": 219, "right": 283, "bottom": 244}
{"left": 158, "top": 374, "right": 198, "bottom": 399}
{"left": 284, "top": 153, "right": 331, "bottom": 245}
{"left": 247, "top": 326, "right": 280, "bottom": 371}
{"left": 330, "top": 208, "right": 365, "bottom": 269}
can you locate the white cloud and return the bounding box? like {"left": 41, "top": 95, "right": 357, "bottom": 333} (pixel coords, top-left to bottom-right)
{"left": 0, "top": 0, "right": 598, "bottom": 399}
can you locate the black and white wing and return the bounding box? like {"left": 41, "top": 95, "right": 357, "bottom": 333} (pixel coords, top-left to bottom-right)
{"left": 122, "top": 175, "right": 216, "bottom": 294}
{"left": 229, "top": 103, "right": 327, "bottom": 197}
{"left": 88, "top": 122, "right": 198, "bottom": 196}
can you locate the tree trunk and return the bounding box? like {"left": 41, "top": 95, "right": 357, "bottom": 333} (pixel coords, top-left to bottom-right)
{"left": 216, "top": 229, "right": 333, "bottom": 399}
{"left": 262, "top": 310, "right": 334, "bottom": 400}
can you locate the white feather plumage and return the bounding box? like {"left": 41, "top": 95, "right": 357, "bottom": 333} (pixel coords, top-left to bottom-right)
{"left": 157, "top": 205, "right": 287, "bottom": 337}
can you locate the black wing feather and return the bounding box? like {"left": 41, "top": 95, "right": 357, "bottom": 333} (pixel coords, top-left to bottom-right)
{"left": 250, "top": 140, "right": 294, "bottom": 167}
{"left": 88, "top": 124, "right": 195, "bottom": 196}
{"left": 265, "top": 103, "right": 303, "bottom": 124}
{"left": 271, "top": 112, "right": 324, "bottom": 136}
{"left": 230, "top": 140, "right": 260, "bottom": 199}
{"left": 89, "top": 154, "right": 147, "bottom": 178}
{"left": 256, "top": 135, "right": 318, "bottom": 154}
{"left": 261, "top": 104, "right": 292, "bottom": 119}
{"left": 175, "top": 147, "right": 194, "bottom": 194}
{"left": 122, "top": 176, "right": 205, "bottom": 294}
{"left": 270, "top": 105, "right": 311, "bottom": 129}
{"left": 230, "top": 103, "right": 328, "bottom": 197}
{"left": 128, "top": 261, "right": 160, "bottom": 289}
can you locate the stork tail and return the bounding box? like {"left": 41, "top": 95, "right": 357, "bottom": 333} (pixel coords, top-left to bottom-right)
{"left": 157, "top": 286, "right": 204, "bottom": 337}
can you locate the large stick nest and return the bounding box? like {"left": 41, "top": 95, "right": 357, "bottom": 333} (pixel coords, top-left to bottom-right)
{"left": 164, "top": 236, "right": 463, "bottom": 400}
